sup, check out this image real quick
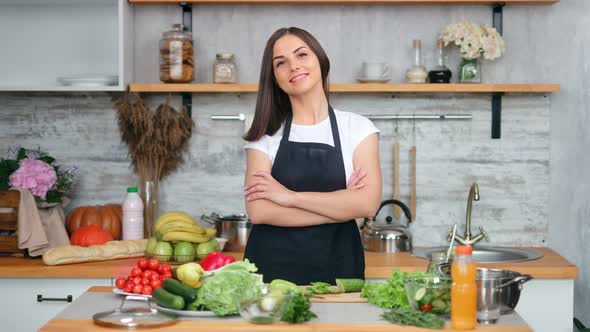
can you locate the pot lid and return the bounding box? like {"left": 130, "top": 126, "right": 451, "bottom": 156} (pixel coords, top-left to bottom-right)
{"left": 93, "top": 296, "right": 176, "bottom": 329}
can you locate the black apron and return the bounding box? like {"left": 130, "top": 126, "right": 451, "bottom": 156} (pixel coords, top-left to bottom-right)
{"left": 244, "top": 106, "right": 365, "bottom": 285}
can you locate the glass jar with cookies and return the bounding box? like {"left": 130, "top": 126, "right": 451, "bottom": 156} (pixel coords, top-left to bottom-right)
{"left": 159, "top": 24, "right": 194, "bottom": 83}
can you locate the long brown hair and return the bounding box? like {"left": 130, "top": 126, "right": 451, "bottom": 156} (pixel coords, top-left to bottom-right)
{"left": 243, "top": 27, "right": 330, "bottom": 142}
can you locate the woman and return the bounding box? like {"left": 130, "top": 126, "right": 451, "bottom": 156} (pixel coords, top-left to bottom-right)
{"left": 243, "top": 27, "right": 382, "bottom": 285}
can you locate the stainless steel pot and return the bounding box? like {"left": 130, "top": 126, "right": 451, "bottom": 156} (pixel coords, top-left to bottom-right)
{"left": 362, "top": 199, "right": 413, "bottom": 252}
{"left": 477, "top": 267, "right": 533, "bottom": 314}
{"left": 436, "top": 264, "right": 533, "bottom": 314}
{"left": 201, "top": 213, "right": 251, "bottom": 252}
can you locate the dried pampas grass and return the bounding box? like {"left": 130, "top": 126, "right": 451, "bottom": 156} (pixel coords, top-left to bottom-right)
{"left": 113, "top": 93, "right": 193, "bottom": 236}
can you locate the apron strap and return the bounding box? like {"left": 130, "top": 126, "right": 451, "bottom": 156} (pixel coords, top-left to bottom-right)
{"left": 328, "top": 106, "right": 342, "bottom": 151}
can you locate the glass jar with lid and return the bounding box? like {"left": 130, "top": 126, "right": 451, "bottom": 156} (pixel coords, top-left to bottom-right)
{"left": 213, "top": 53, "right": 238, "bottom": 83}
{"left": 159, "top": 24, "right": 194, "bottom": 83}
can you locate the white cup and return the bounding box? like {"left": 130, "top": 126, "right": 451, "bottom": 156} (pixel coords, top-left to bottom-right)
{"left": 361, "top": 62, "right": 390, "bottom": 79}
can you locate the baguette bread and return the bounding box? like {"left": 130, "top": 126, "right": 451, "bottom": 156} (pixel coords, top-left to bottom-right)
{"left": 42, "top": 239, "right": 147, "bottom": 266}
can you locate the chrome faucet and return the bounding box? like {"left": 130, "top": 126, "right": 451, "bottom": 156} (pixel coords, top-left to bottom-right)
{"left": 448, "top": 182, "right": 489, "bottom": 246}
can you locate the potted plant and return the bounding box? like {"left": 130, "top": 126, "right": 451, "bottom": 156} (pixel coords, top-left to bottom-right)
{"left": 439, "top": 20, "right": 506, "bottom": 83}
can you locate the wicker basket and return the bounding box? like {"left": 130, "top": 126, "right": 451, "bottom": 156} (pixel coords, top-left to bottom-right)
{"left": 0, "top": 190, "right": 23, "bottom": 253}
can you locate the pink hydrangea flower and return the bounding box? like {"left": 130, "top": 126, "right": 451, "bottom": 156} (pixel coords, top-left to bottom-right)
{"left": 9, "top": 159, "right": 57, "bottom": 200}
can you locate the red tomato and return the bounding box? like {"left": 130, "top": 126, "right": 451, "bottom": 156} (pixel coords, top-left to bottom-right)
{"left": 150, "top": 279, "right": 162, "bottom": 289}
{"left": 115, "top": 277, "right": 126, "bottom": 289}
{"left": 132, "top": 276, "right": 142, "bottom": 285}
{"left": 149, "top": 273, "right": 161, "bottom": 281}
{"left": 142, "top": 277, "right": 150, "bottom": 285}
{"left": 141, "top": 270, "right": 152, "bottom": 279}
{"left": 126, "top": 275, "right": 133, "bottom": 282}
{"left": 420, "top": 304, "right": 433, "bottom": 312}
{"left": 137, "top": 258, "right": 149, "bottom": 271}
{"left": 158, "top": 264, "right": 172, "bottom": 275}
{"left": 124, "top": 285, "right": 133, "bottom": 293}
{"left": 130, "top": 267, "right": 142, "bottom": 277}
{"left": 132, "top": 284, "right": 143, "bottom": 294}
{"left": 148, "top": 259, "right": 160, "bottom": 271}
{"left": 161, "top": 272, "right": 173, "bottom": 280}
{"left": 142, "top": 285, "right": 153, "bottom": 295}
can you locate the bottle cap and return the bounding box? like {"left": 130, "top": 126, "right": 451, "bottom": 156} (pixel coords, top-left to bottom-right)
{"left": 437, "top": 39, "right": 444, "bottom": 49}
{"left": 127, "top": 187, "right": 138, "bottom": 193}
{"left": 413, "top": 39, "right": 421, "bottom": 49}
{"left": 455, "top": 245, "right": 473, "bottom": 255}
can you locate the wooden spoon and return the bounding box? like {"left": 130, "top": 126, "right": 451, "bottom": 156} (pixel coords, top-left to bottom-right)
{"left": 393, "top": 143, "right": 401, "bottom": 218}
{"left": 410, "top": 146, "right": 417, "bottom": 221}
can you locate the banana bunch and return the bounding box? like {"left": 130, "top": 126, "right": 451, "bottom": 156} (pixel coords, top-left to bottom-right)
{"left": 154, "top": 211, "right": 216, "bottom": 243}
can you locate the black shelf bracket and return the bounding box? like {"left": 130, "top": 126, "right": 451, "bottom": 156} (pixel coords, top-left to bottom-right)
{"left": 180, "top": 3, "right": 193, "bottom": 118}
{"left": 491, "top": 3, "right": 505, "bottom": 139}
{"left": 491, "top": 92, "right": 503, "bottom": 139}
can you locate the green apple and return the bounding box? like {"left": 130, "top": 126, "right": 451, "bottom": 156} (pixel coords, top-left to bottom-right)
{"left": 174, "top": 241, "right": 195, "bottom": 263}
{"left": 153, "top": 241, "right": 173, "bottom": 261}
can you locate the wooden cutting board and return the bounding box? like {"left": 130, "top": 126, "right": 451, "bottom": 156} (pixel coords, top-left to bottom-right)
{"left": 309, "top": 292, "right": 368, "bottom": 303}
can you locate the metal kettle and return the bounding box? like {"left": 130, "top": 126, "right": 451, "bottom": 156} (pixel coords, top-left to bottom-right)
{"left": 362, "top": 199, "right": 413, "bottom": 252}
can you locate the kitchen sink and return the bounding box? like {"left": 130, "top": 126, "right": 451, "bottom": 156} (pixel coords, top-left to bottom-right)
{"left": 412, "top": 246, "right": 544, "bottom": 263}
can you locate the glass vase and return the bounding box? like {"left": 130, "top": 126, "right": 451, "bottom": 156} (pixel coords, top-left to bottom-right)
{"left": 459, "top": 58, "right": 482, "bottom": 83}
{"left": 140, "top": 180, "right": 159, "bottom": 238}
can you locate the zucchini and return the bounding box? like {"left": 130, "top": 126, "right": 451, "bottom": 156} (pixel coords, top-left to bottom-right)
{"left": 162, "top": 278, "right": 197, "bottom": 303}
{"left": 269, "top": 279, "right": 301, "bottom": 295}
{"left": 335, "top": 278, "right": 365, "bottom": 293}
{"left": 152, "top": 288, "right": 185, "bottom": 310}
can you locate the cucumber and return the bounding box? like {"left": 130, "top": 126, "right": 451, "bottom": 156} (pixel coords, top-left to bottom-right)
{"left": 162, "top": 278, "right": 197, "bottom": 303}
{"left": 414, "top": 287, "right": 427, "bottom": 301}
{"left": 152, "top": 288, "right": 185, "bottom": 310}
{"left": 335, "top": 278, "right": 365, "bottom": 293}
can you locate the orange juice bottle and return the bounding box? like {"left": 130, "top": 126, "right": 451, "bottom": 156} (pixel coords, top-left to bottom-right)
{"left": 451, "top": 245, "right": 477, "bottom": 330}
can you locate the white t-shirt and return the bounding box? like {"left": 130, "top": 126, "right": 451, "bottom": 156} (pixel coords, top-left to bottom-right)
{"left": 244, "top": 109, "right": 380, "bottom": 182}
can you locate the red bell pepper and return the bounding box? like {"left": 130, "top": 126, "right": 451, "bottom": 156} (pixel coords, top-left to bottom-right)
{"left": 199, "top": 252, "right": 236, "bottom": 271}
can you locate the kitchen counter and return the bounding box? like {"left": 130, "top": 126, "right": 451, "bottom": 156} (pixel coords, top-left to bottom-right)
{"left": 38, "top": 286, "right": 532, "bottom": 332}
{"left": 0, "top": 247, "right": 577, "bottom": 279}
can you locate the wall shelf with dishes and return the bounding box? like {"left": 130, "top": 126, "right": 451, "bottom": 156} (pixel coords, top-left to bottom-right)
{"left": 129, "top": 0, "right": 560, "bottom": 138}
{"left": 129, "top": 83, "right": 560, "bottom": 94}
{"left": 0, "top": 0, "right": 132, "bottom": 91}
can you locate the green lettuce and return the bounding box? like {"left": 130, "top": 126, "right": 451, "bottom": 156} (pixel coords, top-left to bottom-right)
{"left": 361, "top": 270, "right": 426, "bottom": 309}
{"left": 197, "top": 260, "right": 265, "bottom": 316}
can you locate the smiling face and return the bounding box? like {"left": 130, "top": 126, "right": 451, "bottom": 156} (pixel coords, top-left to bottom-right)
{"left": 272, "top": 34, "right": 323, "bottom": 97}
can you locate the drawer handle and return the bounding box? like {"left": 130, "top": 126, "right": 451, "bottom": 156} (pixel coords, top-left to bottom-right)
{"left": 37, "top": 294, "right": 72, "bottom": 303}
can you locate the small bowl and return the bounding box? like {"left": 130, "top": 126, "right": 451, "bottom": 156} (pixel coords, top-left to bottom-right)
{"left": 239, "top": 293, "right": 289, "bottom": 324}
{"left": 215, "top": 237, "right": 228, "bottom": 252}
{"left": 404, "top": 275, "right": 452, "bottom": 315}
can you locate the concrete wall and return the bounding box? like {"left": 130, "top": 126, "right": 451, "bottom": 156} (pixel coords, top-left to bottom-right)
{"left": 0, "top": 0, "right": 588, "bottom": 323}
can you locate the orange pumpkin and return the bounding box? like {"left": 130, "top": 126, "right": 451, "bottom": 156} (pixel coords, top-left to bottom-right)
{"left": 66, "top": 204, "right": 123, "bottom": 240}
{"left": 70, "top": 223, "right": 114, "bottom": 247}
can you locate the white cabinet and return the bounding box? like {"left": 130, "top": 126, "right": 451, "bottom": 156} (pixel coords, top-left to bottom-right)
{"left": 0, "top": 278, "right": 112, "bottom": 332}
{"left": 515, "top": 279, "right": 574, "bottom": 332}
{"left": 0, "top": 0, "right": 133, "bottom": 91}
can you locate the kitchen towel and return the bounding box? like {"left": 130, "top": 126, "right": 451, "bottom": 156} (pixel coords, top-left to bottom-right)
{"left": 13, "top": 187, "right": 70, "bottom": 256}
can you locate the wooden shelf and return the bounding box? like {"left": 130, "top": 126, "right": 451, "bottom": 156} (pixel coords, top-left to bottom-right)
{"left": 129, "top": 0, "right": 559, "bottom": 4}
{"left": 129, "top": 83, "right": 560, "bottom": 93}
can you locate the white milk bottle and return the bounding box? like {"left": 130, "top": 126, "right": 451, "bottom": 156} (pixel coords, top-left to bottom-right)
{"left": 122, "top": 187, "right": 144, "bottom": 240}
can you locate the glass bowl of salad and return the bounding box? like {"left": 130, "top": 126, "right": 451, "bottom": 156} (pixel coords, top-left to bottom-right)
{"left": 239, "top": 292, "right": 290, "bottom": 324}
{"left": 404, "top": 275, "right": 452, "bottom": 315}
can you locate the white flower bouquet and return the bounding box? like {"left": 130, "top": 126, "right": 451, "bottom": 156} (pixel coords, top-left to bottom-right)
{"left": 439, "top": 20, "right": 506, "bottom": 60}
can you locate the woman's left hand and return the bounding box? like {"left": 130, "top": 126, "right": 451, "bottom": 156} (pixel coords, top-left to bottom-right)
{"left": 245, "top": 171, "right": 296, "bottom": 207}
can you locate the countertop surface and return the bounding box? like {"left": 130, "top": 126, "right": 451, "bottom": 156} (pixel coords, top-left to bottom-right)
{"left": 0, "top": 247, "right": 577, "bottom": 279}
{"left": 38, "top": 287, "right": 532, "bottom": 332}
